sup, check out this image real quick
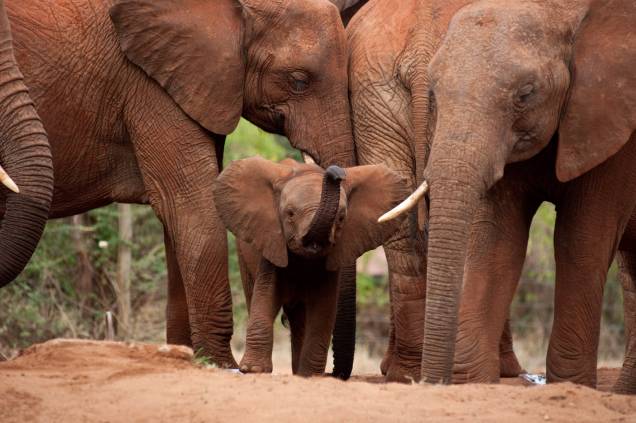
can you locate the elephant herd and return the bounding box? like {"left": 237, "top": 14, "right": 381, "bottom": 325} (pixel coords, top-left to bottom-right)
{"left": 0, "top": 0, "right": 634, "bottom": 395}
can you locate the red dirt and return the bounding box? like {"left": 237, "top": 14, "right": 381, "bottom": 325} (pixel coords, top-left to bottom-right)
{"left": 0, "top": 339, "right": 634, "bottom": 422}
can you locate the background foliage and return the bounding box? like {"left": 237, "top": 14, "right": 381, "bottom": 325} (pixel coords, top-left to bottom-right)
{"left": 0, "top": 119, "right": 625, "bottom": 370}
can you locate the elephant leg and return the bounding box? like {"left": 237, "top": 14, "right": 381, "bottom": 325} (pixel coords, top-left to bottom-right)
{"left": 332, "top": 263, "right": 356, "bottom": 379}
{"left": 297, "top": 272, "right": 339, "bottom": 377}
{"left": 236, "top": 241, "right": 257, "bottom": 314}
{"left": 382, "top": 214, "right": 427, "bottom": 383}
{"left": 164, "top": 228, "right": 191, "bottom": 347}
{"left": 614, "top": 250, "right": 636, "bottom": 394}
{"left": 550, "top": 217, "right": 618, "bottom": 387}
{"left": 240, "top": 259, "right": 280, "bottom": 374}
{"left": 353, "top": 108, "right": 426, "bottom": 382}
{"left": 126, "top": 96, "right": 236, "bottom": 368}
{"left": 453, "top": 184, "right": 539, "bottom": 384}
{"left": 549, "top": 175, "right": 636, "bottom": 386}
{"left": 284, "top": 303, "right": 306, "bottom": 375}
{"left": 499, "top": 318, "right": 525, "bottom": 377}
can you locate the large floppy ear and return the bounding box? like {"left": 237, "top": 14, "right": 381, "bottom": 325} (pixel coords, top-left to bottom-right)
{"left": 556, "top": 1, "right": 636, "bottom": 182}
{"left": 214, "top": 157, "right": 293, "bottom": 268}
{"left": 109, "top": 0, "right": 244, "bottom": 135}
{"left": 326, "top": 165, "right": 408, "bottom": 270}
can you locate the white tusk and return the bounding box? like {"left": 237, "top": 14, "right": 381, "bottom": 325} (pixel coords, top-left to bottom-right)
{"left": 302, "top": 153, "right": 316, "bottom": 164}
{"left": 378, "top": 180, "right": 428, "bottom": 223}
{"left": 0, "top": 165, "right": 19, "bottom": 193}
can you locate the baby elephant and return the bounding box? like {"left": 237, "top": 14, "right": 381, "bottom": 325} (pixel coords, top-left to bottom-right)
{"left": 214, "top": 157, "right": 407, "bottom": 376}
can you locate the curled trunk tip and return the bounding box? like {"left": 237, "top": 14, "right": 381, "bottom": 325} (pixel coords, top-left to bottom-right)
{"left": 325, "top": 165, "right": 346, "bottom": 183}
{"left": 302, "top": 166, "right": 346, "bottom": 247}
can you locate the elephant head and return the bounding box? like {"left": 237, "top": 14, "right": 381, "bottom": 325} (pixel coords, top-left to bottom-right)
{"left": 382, "top": 0, "right": 636, "bottom": 383}
{"left": 214, "top": 157, "right": 408, "bottom": 269}
{"left": 0, "top": 0, "right": 54, "bottom": 286}
{"left": 109, "top": 0, "right": 363, "bottom": 168}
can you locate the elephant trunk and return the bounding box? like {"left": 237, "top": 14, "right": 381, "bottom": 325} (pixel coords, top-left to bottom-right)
{"left": 302, "top": 166, "right": 346, "bottom": 250}
{"left": 317, "top": 114, "right": 356, "bottom": 169}
{"left": 304, "top": 64, "right": 356, "bottom": 381}
{"left": 420, "top": 121, "right": 503, "bottom": 383}
{"left": 331, "top": 263, "right": 356, "bottom": 379}
{"left": 0, "top": 4, "right": 54, "bottom": 287}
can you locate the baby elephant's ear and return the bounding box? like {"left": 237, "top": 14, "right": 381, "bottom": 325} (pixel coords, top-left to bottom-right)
{"left": 327, "top": 165, "right": 409, "bottom": 271}
{"left": 214, "top": 157, "right": 293, "bottom": 268}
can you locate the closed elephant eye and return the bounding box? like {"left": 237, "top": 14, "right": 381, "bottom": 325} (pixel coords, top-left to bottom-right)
{"left": 289, "top": 71, "right": 310, "bottom": 94}
{"left": 516, "top": 84, "right": 535, "bottom": 104}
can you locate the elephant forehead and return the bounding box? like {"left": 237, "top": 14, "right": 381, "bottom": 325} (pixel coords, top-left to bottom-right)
{"left": 280, "top": 174, "right": 324, "bottom": 208}
{"left": 279, "top": 174, "right": 347, "bottom": 213}
{"left": 268, "top": 1, "right": 343, "bottom": 57}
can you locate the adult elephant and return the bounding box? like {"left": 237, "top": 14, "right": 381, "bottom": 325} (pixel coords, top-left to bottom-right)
{"left": 0, "top": 0, "right": 54, "bottom": 286}
{"left": 384, "top": 0, "right": 636, "bottom": 386}
{"left": 4, "top": 0, "right": 361, "bottom": 368}
{"left": 346, "top": 0, "right": 523, "bottom": 382}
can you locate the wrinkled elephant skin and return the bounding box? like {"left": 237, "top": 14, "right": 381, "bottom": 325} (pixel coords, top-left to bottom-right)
{"left": 3, "top": 0, "right": 360, "bottom": 368}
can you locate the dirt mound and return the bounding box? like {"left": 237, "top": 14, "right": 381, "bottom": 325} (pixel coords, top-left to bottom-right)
{"left": 1, "top": 339, "right": 634, "bottom": 422}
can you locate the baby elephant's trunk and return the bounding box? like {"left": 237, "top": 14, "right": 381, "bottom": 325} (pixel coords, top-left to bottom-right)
{"left": 302, "top": 166, "right": 346, "bottom": 250}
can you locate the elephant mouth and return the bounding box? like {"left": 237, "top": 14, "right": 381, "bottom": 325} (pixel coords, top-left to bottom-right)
{"left": 288, "top": 238, "right": 332, "bottom": 259}
{"left": 302, "top": 240, "right": 332, "bottom": 257}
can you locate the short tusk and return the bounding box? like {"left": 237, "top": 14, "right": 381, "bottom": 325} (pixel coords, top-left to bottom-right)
{"left": 302, "top": 153, "right": 316, "bottom": 164}
{"left": 0, "top": 165, "right": 19, "bottom": 193}
{"left": 378, "top": 180, "right": 428, "bottom": 223}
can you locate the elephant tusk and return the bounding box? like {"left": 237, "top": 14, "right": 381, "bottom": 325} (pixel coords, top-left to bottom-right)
{"left": 302, "top": 152, "right": 316, "bottom": 164}
{"left": 378, "top": 180, "right": 428, "bottom": 223}
{"left": 0, "top": 165, "right": 19, "bottom": 193}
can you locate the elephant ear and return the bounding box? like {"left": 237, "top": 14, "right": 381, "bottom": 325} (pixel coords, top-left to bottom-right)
{"left": 109, "top": 0, "right": 244, "bottom": 135}
{"left": 556, "top": 1, "right": 636, "bottom": 182}
{"left": 326, "top": 165, "right": 408, "bottom": 271}
{"left": 214, "top": 157, "right": 293, "bottom": 268}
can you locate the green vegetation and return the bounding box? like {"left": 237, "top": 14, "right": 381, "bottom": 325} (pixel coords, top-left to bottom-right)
{"left": 0, "top": 119, "right": 625, "bottom": 368}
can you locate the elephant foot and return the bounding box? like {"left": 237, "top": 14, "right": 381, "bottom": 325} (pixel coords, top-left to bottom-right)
{"left": 385, "top": 360, "right": 420, "bottom": 384}
{"left": 194, "top": 345, "right": 238, "bottom": 369}
{"left": 380, "top": 348, "right": 393, "bottom": 376}
{"left": 499, "top": 350, "right": 525, "bottom": 378}
{"left": 214, "top": 354, "right": 239, "bottom": 370}
{"left": 239, "top": 357, "right": 273, "bottom": 374}
{"left": 298, "top": 368, "right": 326, "bottom": 378}
{"left": 453, "top": 358, "right": 500, "bottom": 384}
{"left": 613, "top": 360, "right": 636, "bottom": 395}
{"left": 209, "top": 343, "right": 239, "bottom": 369}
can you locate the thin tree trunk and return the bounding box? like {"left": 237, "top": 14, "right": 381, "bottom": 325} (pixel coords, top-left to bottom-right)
{"left": 116, "top": 204, "right": 132, "bottom": 338}
{"left": 70, "top": 214, "right": 94, "bottom": 306}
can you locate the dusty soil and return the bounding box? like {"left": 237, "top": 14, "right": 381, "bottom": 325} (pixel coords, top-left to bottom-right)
{"left": 0, "top": 339, "right": 634, "bottom": 422}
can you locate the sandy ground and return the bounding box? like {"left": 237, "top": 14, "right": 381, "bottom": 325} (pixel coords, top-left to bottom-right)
{"left": 0, "top": 339, "right": 634, "bottom": 422}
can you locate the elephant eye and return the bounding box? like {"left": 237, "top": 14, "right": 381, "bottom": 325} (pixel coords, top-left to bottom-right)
{"left": 289, "top": 71, "right": 310, "bottom": 94}
{"left": 516, "top": 84, "right": 535, "bottom": 104}
{"left": 286, "top": 209, "right": 295, "bottom": 219}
